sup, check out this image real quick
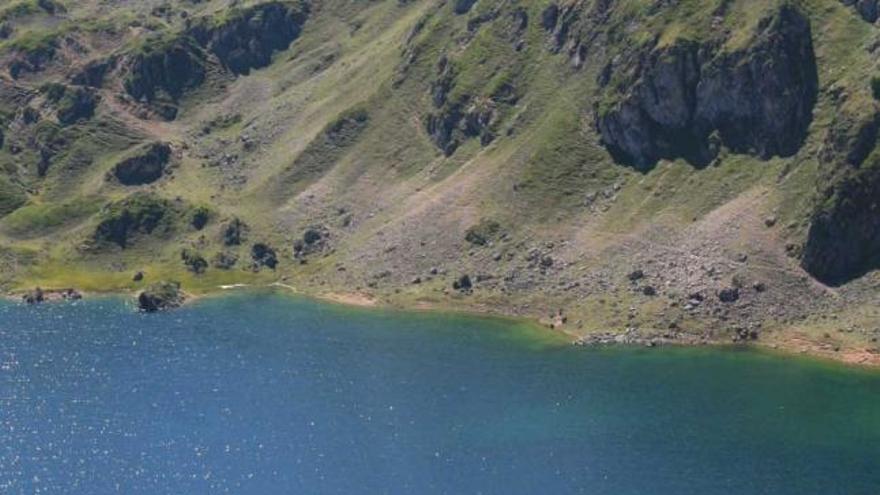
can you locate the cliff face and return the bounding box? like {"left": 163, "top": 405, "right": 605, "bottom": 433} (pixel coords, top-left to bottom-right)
{"left": 596, "top": 5, "right": 818, "bottom": 170}
{"left": 802, "top": 102, "right": 880, "bottom": 285}
{"left": 802, "top": 159, "right": 880, "bottom": 285}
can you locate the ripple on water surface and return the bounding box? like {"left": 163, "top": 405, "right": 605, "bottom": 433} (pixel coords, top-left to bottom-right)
{"left": 1, "top": 292, "right": 879, "bottom": 494}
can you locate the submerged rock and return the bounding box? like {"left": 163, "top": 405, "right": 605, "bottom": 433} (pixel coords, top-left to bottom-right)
{"left": 137, "top": 281, "right": 185, "bottom": 312}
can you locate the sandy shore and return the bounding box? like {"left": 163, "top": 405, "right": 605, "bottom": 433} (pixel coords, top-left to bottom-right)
{"left": 316, "top": 291, "right": 378, "bottom": 307}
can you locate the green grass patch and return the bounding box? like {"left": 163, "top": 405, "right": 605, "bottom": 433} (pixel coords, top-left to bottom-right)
{"left": 0, "top": 176, "right": 26, "bottom": 218}
{"left": 0, "top": 196, "right": 101, "bottom": 238}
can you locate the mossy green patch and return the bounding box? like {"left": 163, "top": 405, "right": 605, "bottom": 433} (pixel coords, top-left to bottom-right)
{"left": 0, "top": 196, "right": 100, "bottom": 238}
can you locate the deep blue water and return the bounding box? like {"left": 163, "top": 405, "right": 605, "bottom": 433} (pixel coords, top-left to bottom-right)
{"left": 0, "top": 291, "right": 878, "bottom": 494}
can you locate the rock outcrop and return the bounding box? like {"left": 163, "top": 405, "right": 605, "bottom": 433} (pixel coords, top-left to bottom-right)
{"left": 92, "top": 194, "right": 175, "bottom": 249}
{"left": 189, "top": 1, "right": 309, "bottom": 75}
{"left": 841, "top": 0, "right": 879, "bottom": 22}
{"left": 123, "top": 38, "right": 205, "bottom": 102}
{"left": 802, "top": 158, "right": 880, "bottom": 286}
{"left": 181, "top": 249, "right": 208, "bottom": 274}
{"left": 21, "top": 287, "right": 82, "bottom": 304}
{"left": 137, "top": 281, "right": 185, "bottom": 312}
{"left": 251, "top": 243, "right": 278, "bottom": 270}
{"left": 596, "top": 5, "right": 818, "bottom": 170}
{"left": 55, "top": 87, "right": 99, "bottom": 125}
{"left": 453, "top": 0, "right": 478, "bottom": 15}
{"left": 111, "top": 142, "right": 172, "bottom": 186}
{"left": 117, "top": 2, "right": 309, "bottom": 119}
{"left": 426, "top": 98, "right": 497, "bottom": 155}
{"left": 820, "top": 109, "right": 880, "bottom": 167}
{"left": 424, "top": 56, "right": 514, "bottom": 155}
{"left": 7, "top": 38, "right": 58, "bottom": 79}
{"left": 540, "top": 0, "right": 612, "bottom": 66}
{"left": 802, "top": 103, "right": 880, "bottom": 285}
{"left": 122, "top": 37, "right": 206, "bottom": 119}
{"left": 221, "top": 217, "right": 249, "bottom": 246}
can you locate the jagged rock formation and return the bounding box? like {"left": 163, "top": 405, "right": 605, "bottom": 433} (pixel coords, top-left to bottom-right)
{"left": 111, "top": 142, "right": 172, "bottom": 186}
{"left": 540, "top": 0, "right": 613, "bottom": 66}
{"left": 424, "top": 56, "right": 516, "bottom": 155}
{"left": 596, "top": 5, "right": 818, "bottom": 170}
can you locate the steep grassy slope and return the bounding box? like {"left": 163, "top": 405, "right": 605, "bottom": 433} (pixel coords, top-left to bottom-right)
{"left": 1, "top": 0, "right": 880, "bottom": 363}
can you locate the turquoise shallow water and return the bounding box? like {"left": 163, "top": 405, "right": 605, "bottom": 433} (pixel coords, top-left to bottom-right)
{"left": 0, "top": 291, "right": 878, "bottom": 494}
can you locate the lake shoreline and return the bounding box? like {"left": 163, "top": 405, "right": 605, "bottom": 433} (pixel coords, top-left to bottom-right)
{"left": 4, "top": 282, "right": 879, "bottom": 370}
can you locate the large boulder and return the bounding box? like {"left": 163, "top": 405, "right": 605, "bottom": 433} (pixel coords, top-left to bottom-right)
{"left": 137, "top": 281, "right": 185, "bottom": 312}
{"left": 111, "top": 142, "right": 172, "bottom": 186}
{"left": 596, "top": 5, "right": 818, "bottom": 170}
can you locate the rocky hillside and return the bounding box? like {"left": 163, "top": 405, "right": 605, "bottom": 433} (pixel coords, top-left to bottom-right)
{"left": 1, "top": 0, "right": 880, "bottom": 363}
